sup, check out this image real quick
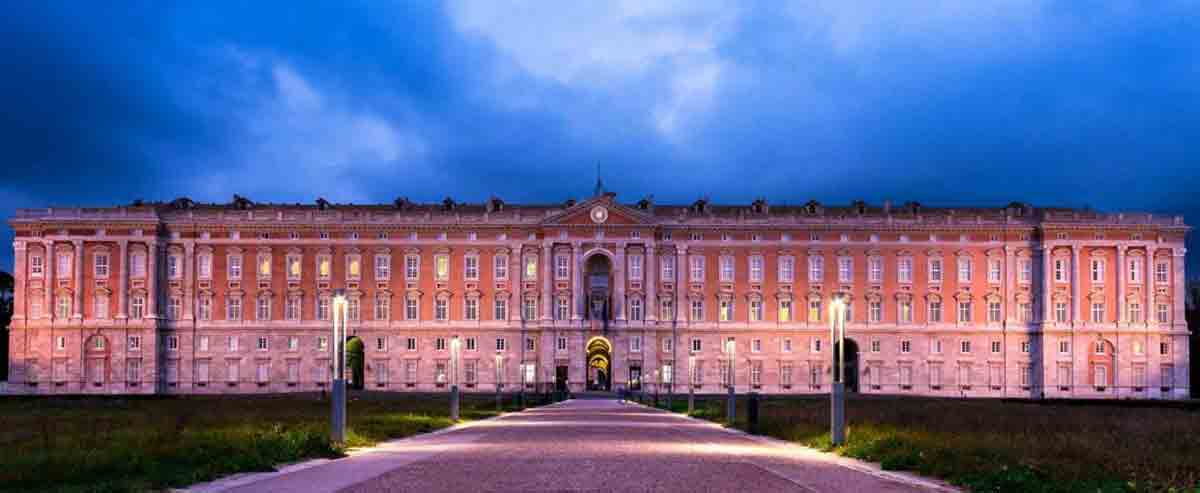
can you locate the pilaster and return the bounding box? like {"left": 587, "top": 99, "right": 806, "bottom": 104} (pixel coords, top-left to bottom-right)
{"left": 1004, "top": 245, "right": 1015, "bottom": 323}
{"left": 676, "top": 245, "right": 687, "bottom": 324}
{"left": 645, "top": 244, "right": 657, "bottom": 322}
{"left": 1171, "top": 248, "right": 1187, "bottom": 329}
{"left": 614, "top": 243, "right": 626, "bottom": 321}
{"left": 117, "top": 240, "right": 128, "bottom": 320}
{"left": 43, "top": 240, "right": 53, "bottom": 321}
{"left": 183, "top": 241, "right": 194, "bottom": 320}
{"left": 1041, "top": 246, "right": 1052, "bottom": 323}
{"left": 1071, "top": 245, "right": 1081, "bottom": 327}
{"left": 1116, "top": 245, "right": 1126, "bottom": 326}
{"left": 147, "top": 241, "right": 161, "bottom": 318}
{"left": 1145, "top": 245, "right": 1155, "bottom": 328}
{"left": 12, "top": 240, "right": 27, "bottom": 323}
{"left": 540, "top": 241, "right": 552, "bottom": 322}
{"left": 571, "top": 242, "right": 582, "bottom": 321}
{"left": 72, "top": 239, "right": 84, "bottom": 320}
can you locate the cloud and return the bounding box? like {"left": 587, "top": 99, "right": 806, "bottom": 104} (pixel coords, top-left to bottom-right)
{"left": 179, "top": 51, "right": 430, "bottom": 203}
{"left": 448, "top": 0, "right": 738, "bottom": 138}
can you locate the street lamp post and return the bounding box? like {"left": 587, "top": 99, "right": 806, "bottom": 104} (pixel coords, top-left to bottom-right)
{"left": 450, "top": 336, "right": 461, "bottom": 421}
{"left": 830, "top": 294, "right": 847, "bottom": 446}
{"left": 330, "top": 289, "right": 348, "bottom": 445}
{"left": 726, "top": 337, "right": 736, "bottom": 425}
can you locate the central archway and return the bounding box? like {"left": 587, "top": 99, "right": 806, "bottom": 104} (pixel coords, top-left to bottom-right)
{"left": 346, "top": 336, "right": 365, "bottom": 390}
{"left": 586, "top": 336, "right": 613, "bottom": 391}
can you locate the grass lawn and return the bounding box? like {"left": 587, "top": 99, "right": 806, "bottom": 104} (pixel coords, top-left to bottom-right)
{"left": 644, "top": 393, "right": 1200, "bottom": 492}
{"left": 0, "top": 391, "right": 549, "bottom": 493}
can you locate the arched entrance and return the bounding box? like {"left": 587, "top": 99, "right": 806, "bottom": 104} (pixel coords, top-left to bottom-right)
{"left": 586, "top": 336, "right": 613, "bottom": 391}
{"left": 584, "top": 254, "right": 612, "bottom": 323}
{"left": 833, "top": 339, "right": 860, "bottom": 393}
{"left": 346, "top": 336, "right": 365, "bottom": 390}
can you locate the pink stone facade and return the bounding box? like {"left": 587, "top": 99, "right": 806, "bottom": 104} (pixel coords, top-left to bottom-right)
{"left": 5, "top": 194, "right": 1191, "bottom": 399}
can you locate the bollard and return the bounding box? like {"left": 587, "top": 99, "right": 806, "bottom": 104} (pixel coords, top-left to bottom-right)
{"left": 688, "top": 385, "right": 695, "bottom": 414}
{"left": 726, "top": 385, "right": 736, "bottom": 425}
{"left": 747, "top": 392, "right": 759, "bottom": 435}
{"left": 450, "top": 384, "right": 460, "bottom": 421}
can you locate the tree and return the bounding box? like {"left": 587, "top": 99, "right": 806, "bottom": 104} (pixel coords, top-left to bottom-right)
{"left": 0, "top": 270, "right": 11, "bottom": 382}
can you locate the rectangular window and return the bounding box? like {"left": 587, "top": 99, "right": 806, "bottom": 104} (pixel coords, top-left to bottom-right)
{"left": 929, "top": 258, "right": 943, "bottom": 283}
{"left": 464, "top": 298, "right": 478, "bottom": 320}
{"left": 286, "top": 255, "right": 302, "bottom": 280}
{"left": 56, "top": 296, "right": 71, "bottom": 319}
{"left": 557, "top": 336, "right": 568, "bottom": 352}
{"left": 495, "top": 338, "right": 507, "bottom": 352}
{"left": 406, "top": 337, "right": 417, "bottom": 351}
{"left": 317, "top": 296, "right": 331, "bottom": 321}
{"left": 957, "top": 257, "right": 972, "bottom": 282}
{"left": 808, "top": 299, "right": 821, "bottom": 323}
{"left": 663, "top": 338, "right": 674, "bottom": 353}
{"left": 870, "top": 340, "right": 881, "bottom": 353}
{"left": 526, "top": 337, "right": 536, "bottom": 351}
{"left": 1019, "top": 303, "right": 1033, "bottom": 323}
{"left": 435, "top": 255, "right": 450, "bottom": 281}
{"left": 660, "top": 299, "right": 674, "bottom": 320}
{"left": 347, "top": 298, "right": 360, "bottom": 322}
{"left": 751, "top": 361, "right": 762, "bottom": 386}
{"left": 868, "top": 301, "right": 882, "bottom": 323}
{"left": 196, "top": 253, "right": 211, "bottom": 279}
{"left": 284, "top": 297, "right": 300, "bottom": 321}
{"left": 901, "top": 340, "right": 911, "bottom": 353}
{"left": 898, "top": 300, "right": 912, "bottom": 324}
{"left": 690, "top": 256, "right": 705, "bottom": 282}
{"left": 749, "top": 256, "right": 763, "bottom": 282}
{"left": 898, "top": 258, "right": 912, "bottom": 283}
{"left": 256, "top": 297, "right": 271, "bottom": 321}
{"left": 129, "top": 296, "right": 144, "bottom": 319}
{"left": 809, "top": 364, "right": 821, "bottom": 387}
{"left": 1161, "top": 365, "right": 1174, "bottom": 388}
{"left": 257, "top": 336, "right": 269, "bottom": 351}
{"left": 465, "top": 337, "right": 477, "bottom": 351}
{"left": 1128, "top": 303, "right": 1141, "bottom": 324}
{"left": 961, "top": 341, "right": 971, "bottom": 354}
{"left": 719, "top": 256, "right": 734, "bottom": 282}
{"left": 406, "top": 298, "right": 419, "bottom": 320}
{"left": 812, "top": 338, "right": 822, "bottom": 352}
{"left": 57, "top": 253, "right": 71, "bottom": 278}
{"left": 1128, "top": 258, "right": 1140, "bottom": 282}
{"left": 629, "top": 254, "right": 643, "bottom": 280}
{"left": 988, "top": 302, "right": 1002, "bottom": 323}
{"left": 781, "top": 362, "right": 793, "bottom": 386}
{"left": 988, "top": 259, "right": 1002, "bottom": 283}
{"left": 629, "top": 298, "right": 643, "bottom": 321}
{"left": 554, "top": 254, "right": 569, "bottom": 280}
{"left": 900, "top": 366, "right": 913, "bottom": 387}
{"left": 346, "top": 255, "right": 362, "bottom": 281}
{"left": 690, "top": 299, "right": 704, "bottom": 321}
{"left": 464, "top": 255, "right": 479, "bottom": 280}
{"left": 30, "top": 254, "right": 43, "bottom": 277}
{"left": 128, "top": 335, "right": 141, "bottom": 351}
{"left": 782, "top": 338, "right": 793, "bottom": 353}
{"left": 94, "top": 253, "right": 109, "bottom": 278}
{"left": 957, "top": 301, "right": 971, "bottom": 323}
{"left": 778, "top": 256, "right": 794, "bottom": 283}
{"left": 167, "top": 297, "right": 181, "bottom": 320}
{"left": 523, "top": 298, "right": 537, "bottom": 321}
{"left": 317, "top": 255, "right": 331, "bottom": 280}
{"left": 809, "top": 256, "right": 824, "bottom": 282}
{"left": 749, "top": 300, "right": 762, "bottom": 322}
{"left": 555, "top": 297, "right": 569, "bottom": 320}
{"left": 661, "top": 255, "right": 675, "bottom": 281}
{"left": 1091, "top": 259, "right": 1105, "bottom": 283}
{"left": 494, "top": 298, "right": 507, "bottom": 321}
{"left": 288, "top": 337, "right": 299, "bottom": 351}
{"left": 631, "top": 335, "right": 642, "bottom": 352}
{"left": 991, "top": 341, "right": 1002, "bottom": 353}
{"left": 1157, "top": 303, "right": 1169, "bottom": 324}
{"left": 404, "top": 255, "right": 420, "bottom": 280}
{"left": 375, "top": 255, "right": 391, "bottom": 280}
{"left": 375, "top": 295, "right": 390, "bottom": 321}
{"left": 838, "top": 258, "right": 852, "bottom": 283}
{"left": 127, "top": 359, "right": 141, "bottom": 383}
{"left": 1055, "top": 259, "right": 1067, "bottom": 282}
{"left": 494, "top": 254, "right": 508, "bottom": 280}
{"left": 929, "top": 301, "right": 942, "bottom": 323}
{"left": 435, "top": 299, "right": 448, "bottom": 321}
{"left": 868, "top": 257, "right": 882, "bottom": 283}
{"left": 435, "top": 337, "right": 447, "bottom": 351}
{"left": 690, "top": 338, "right": 702, "bottom": 353}
{"left": 1059, "top": 339, "right": 1070, "bottom": 354}
{"left": 1160, "top": 341, "right": 1170, "bottom": 355}
{"left": 1019, "top": 258, "right": 1032, "bottom": 282}
{"left": 718, "top": 299, "right": 733, "bottom": 322}
{"left": 524, "top": 256, "right": 537, "bottom": 280}
{"left": 228, "top": 336, "right": 240, "bottom": 352}
{"left": 932, "top": 339, "right": 942, "bottom": 354}
{"left": 228, "top": 255, "right": 242, "bottom": 280}
{"left": 1091, "top": 303, "right": 1104, "bottom": 323}
{"left": 317, "top": 336, "right": 328, "bottom": 351}
{"left": 778, "top": 300, "right": 791, "bottom": 322}
{"left": 1055, "top": 302, "right": 1068, "bottom": 323}
{"left": 257, "top": 254, "right": 271, "bottom": 279}
{"left": 1155, "top": 262, "right": 1169, "bottom": 283}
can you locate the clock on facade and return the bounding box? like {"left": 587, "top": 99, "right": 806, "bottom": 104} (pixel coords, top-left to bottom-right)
{"left": 590, "top": 206, "right": 609, "bottom": 223}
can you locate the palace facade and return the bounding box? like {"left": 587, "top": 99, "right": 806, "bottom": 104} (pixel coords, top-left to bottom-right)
{"left": 4, "top": 192, "right": 1192, "bottom": 399}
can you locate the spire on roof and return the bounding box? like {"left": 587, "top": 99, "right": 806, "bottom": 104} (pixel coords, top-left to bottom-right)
{"left": 593, "top": 161, "right": 606, "bottom": 197}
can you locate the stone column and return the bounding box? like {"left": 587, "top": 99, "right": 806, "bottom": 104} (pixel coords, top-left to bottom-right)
{"left": 1171, "top": 248, "right": 1187, "bottom": 328}
{"left": 676, "top": 246, "right": 687, "bottom": 323}
{"left": 43, "top": 240, "right": 54, "bottom": 321}
{"left": 1041, "top": 246, "right": 1052, "bottom": 323}
{"left": 1071, "top": 245, "right": 1081, "bottom": 326}
{"left": 12, "top": 240, "right": 26, "bottom": 323}
{"left": 184, "top": 242, "right": 195, "bottom": 320}
{"left": 614, "top": 243, "right": 626, "bottom": 321}
{"left": 646, "top": 245, "right": 657, "bottom": 322}
{"left": 1116, "top": 245, "right": 1126, "bottom": 326}
{"left": 1145, "top": 246, "right": 1155, "bottom": 327}
{"left": 147, "top": 242, "right": 161, "bottom": 318}
{"left": 572, "top": 242, "right": 583, "bottom": 321}
{"left": 541, "top": 243, "right": 552, "bottom": 322}
{"left": 117, "top": 240, "right": 129, "bottom": 320}
{"left": 72, "top": 239, "right": 84, "bottom": 320}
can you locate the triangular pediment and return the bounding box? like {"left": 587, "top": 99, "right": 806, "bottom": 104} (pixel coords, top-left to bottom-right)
{"left": 542, "top": 193, "right": 657, "bottom": 226}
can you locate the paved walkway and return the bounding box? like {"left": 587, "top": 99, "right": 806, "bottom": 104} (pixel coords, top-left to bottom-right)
{"left": 208, "top": 399, "right": 955, "bottom": 493}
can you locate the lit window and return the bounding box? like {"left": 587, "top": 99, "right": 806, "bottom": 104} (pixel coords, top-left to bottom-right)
{"left": 749, "top": 300, "right": 762, "bottom": 322}
{"left": 778, "top": 300, "right": 791, "bottom": 322}
{"left": 718, "top": 299, "right": 733, "bottom": 322}
{"left": 347, "top": 255, "right": 362, "bottom": 280}
{"left": 435, "top": 255, "right": 450, "bottom": 281}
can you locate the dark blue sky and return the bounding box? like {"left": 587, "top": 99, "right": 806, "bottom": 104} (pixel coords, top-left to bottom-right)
{"left": 2, "top": 1, "right": 1197, "bottom": 275}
